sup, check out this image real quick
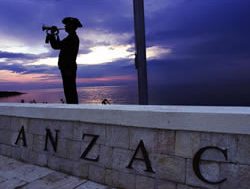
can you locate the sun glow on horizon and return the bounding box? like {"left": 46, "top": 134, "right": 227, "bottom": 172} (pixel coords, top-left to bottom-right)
{"left": 0, "top": 70, "right": 58, "bottom": 83}
{"left": 78, "top": 75, "right": 136, "bottom": 84}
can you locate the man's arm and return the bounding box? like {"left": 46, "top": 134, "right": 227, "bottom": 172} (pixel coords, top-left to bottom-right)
{"left": 48, "top": 34, "right": 61, "bottom": 50}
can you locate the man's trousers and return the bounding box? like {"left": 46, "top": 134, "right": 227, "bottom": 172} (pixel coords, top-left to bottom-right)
{"left": 61, "top": 69, "right": 78, "bottom": 104}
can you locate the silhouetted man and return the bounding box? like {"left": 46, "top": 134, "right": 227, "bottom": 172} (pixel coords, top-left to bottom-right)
{"left": 48, "top": 17, "right": 82, "bottom": 104}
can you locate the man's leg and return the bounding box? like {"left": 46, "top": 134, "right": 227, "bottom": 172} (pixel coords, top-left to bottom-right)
{"left": 68, "top": 70, "right": 78, "bottom": 104}
{"left": 61, "top": 70, "right": 78, "bottom": 104}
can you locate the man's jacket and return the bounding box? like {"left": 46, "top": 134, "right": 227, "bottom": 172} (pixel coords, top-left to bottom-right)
{"left": 49, "top": 32, "right": 79, "bottom": 71}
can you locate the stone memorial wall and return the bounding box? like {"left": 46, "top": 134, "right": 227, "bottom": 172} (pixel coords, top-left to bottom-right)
{"left": 0, "top": 103, "right": 249, "bottom": 189}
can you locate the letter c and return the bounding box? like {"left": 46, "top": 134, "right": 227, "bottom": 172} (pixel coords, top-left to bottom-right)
{"left": 193, "top": 146, "right": 227, "bottom": 185}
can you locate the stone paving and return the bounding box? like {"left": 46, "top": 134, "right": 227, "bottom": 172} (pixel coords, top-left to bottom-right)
{"left": 0, "top": 155, "right": 112, "bottom": 189}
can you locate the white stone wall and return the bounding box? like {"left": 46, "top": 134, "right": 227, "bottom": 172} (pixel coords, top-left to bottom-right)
{"left": 0, "top": 104, "right": 249, "bottom": 189}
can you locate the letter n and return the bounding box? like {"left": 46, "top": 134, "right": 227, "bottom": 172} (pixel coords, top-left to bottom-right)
{"left": 127, "top": 140, "right": 155, "bottom": 173}
{"left": 15, "top": 126, "right": 27, "bottom": 147}
{"left": 44, "top": 128, "right": 59, "bottom": 152}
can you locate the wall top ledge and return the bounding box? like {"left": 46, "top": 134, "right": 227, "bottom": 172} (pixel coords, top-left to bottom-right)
{"left": 0, "top": 103, "right": 250, "bottom": 135}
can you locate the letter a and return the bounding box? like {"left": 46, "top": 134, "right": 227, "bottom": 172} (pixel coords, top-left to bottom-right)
{"left": 127, "top": 140, "right": 155, "bottom": 173}
{"left": 15, "top": 126, "right": 27, "bottom": 147}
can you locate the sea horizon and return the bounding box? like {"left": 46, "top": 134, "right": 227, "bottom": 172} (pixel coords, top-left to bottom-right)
{"left": 0, "top": 85, "right": 138, "bottom": 105}
{"left": 2, "top": 83, "right": 250, "bottom": 106}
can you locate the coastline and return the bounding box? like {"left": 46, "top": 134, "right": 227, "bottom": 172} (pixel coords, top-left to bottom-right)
{"left": 0, "top": 91, "right": 25, "bottom": 98}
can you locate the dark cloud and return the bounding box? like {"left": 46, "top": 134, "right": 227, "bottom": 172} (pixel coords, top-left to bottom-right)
{"left": 77, "top": 59, "right": 136, "bottom": 79}
{"left": 0, "top": 61, "right": 58, "bottom": 75}
{"left": 0, "top": 51, "right": 38, "bottom": 59}
{"left": 0, "top": 63, "right": 27, "bottom": 73}
{"left": 21, "top": 65, "right": 58, "bottom": 75}
{"left": 0, "top": 0, "right": 133, "bottom": 43}
{"left": 148, "top": 56, "right": 250, "bottom": 85}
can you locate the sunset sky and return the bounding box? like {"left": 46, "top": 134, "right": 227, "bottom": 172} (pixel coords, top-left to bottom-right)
{"left": 0, "top": 0, "right": 250, "bottom": 104}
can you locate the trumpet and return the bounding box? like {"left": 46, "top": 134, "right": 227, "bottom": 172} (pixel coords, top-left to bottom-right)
{"left": 42, "top": 25, "right": 64, "bottom": 44}
{"left": 42, "top": 25, "right": 64, "bottom": 33}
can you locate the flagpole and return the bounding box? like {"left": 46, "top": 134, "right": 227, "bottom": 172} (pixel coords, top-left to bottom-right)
{"left": 133, "top": 0, "right": 148, "bottom": 105}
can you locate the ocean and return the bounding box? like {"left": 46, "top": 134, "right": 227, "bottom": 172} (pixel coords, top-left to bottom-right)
{"left": 0, "top": 85, "right": 138, "bottom": 105}
{"left": 1, "top": 84, "right": 250, "bottom": 106}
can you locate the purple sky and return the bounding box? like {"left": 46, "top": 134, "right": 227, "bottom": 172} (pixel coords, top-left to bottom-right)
{"left": 0, "top": 0, "right": 250, "bottom": 105}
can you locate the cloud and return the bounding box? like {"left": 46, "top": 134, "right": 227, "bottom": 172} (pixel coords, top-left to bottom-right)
{"left": 0, "top": 59, "right": 58, "bottom": 75}
{"left": 0, "top": 51, "right": 38, "bottom": 60}
{"left": 148, "top": 55, "right": 250, "bottom": 87}
{"left": 147, "top": 46, "right": 172, "bottom": 60}
{"left": 77, "top": 60, "right": 135, "bottom": 78}
{"left": 80, "top": 29, "right": 133, "bottom": 46}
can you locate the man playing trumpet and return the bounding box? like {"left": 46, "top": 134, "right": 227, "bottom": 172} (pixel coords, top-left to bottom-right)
{"left": 45, "top": 17, "right": 82, "bottom": 104}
